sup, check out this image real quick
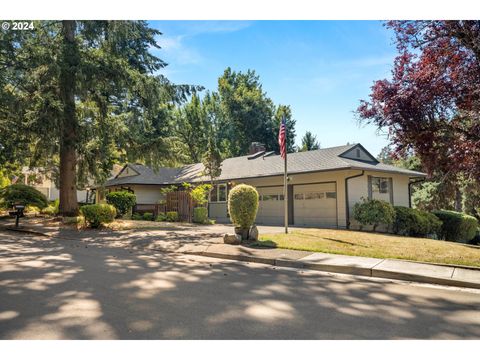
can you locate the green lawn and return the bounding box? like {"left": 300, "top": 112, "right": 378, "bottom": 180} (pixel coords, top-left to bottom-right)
{"left": 256, "top": 229, "right": 480, "bottom": 268}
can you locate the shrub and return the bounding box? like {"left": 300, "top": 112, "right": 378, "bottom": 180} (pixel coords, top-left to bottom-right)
{"left": 25, "top": 205, "right": 41, "bottom": 214}
{"left": 131, "top": 213, "right": 143, "bottom": 220}
{"left": 80, "top": 204, "right": 116, "bottom": 228}
{"left": 105, "top": 191, "right": 136, "bottom": 218}
{"left": 228, "top": 184, "right": 259, "bottom": 237}
{"left": 142, "top": 212, "right": 154, "bottom": 221}
{"left": 41, "top": 199, "right": 59, "bottom": 216}
{"left": 0, "top": 184, "right": 48, "bottom": 209}
{"left": 352, "top": 198, "right": 395, "bottom": 231}
{"left": 471, "top": 228, "right": 480, "bottom": 245}
{"left": 393, "top": 206, "right": 442, "bottom": 237}
{"left": 189, "top": 184, "right": 212, "bottom": 206}
{"left": 193, "top": 207, "right": 208, "bottom": 224}
{"left": 166, "top": 211, "right": 178, "bottom": 222}
{"left": 155, "top": 213, "right": 167, "bottom": 222}
{"left": 432, "top": 210, "right": 479, "bottom": 243}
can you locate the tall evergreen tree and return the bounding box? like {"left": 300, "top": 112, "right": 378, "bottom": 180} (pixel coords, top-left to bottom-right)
{"left": 173, "top": 92, "right": 209, "bottom": 163}
{"left": 300, "top": 131, "right": 320, "bottom": 151}
{"left": 0, "top": 20, "right": 198, "bottom": 215}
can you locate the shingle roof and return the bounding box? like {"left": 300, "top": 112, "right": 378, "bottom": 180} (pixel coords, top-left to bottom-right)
{"left": 104, "top": 144, "right": 426, "bottom": 187}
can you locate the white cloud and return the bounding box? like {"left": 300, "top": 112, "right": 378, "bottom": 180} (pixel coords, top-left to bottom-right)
{"left": 154, "top": 21, "right": 252, "bottom": 66}
{"left": 156, "top": 35, "right": 204, "bottom": 65}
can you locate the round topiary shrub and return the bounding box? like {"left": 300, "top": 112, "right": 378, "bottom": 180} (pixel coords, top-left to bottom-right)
{"left": 352, "top": 198, "right": 395, "bottom": 232}
{"left": 80, "top": 204, "right": 116, "bottom": 228}
{"left": 106, "top": 191, "right": 136, "bottom": 218}
{"left": 228, "top": 184, "right": 259, "bottom": 240}
{"left": 0, "top": 184, "right": 48, "bottom": 209}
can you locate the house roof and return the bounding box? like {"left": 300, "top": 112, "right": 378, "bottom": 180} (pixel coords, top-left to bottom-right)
{"left": 104, "top": 143, "right": 426, "bottom": 187}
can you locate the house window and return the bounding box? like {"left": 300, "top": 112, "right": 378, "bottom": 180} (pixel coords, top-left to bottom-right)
{"left": 371, "top": 177, "right": 390, "bottom": 194}
{"left": 326, "top": 191, "right": 336, "bottom": 199}
{"left": 210, "top": 184, "right": 227, "bottom": 202}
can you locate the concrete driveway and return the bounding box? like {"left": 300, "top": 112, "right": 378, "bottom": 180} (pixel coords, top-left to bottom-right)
{"left": 1, "top": 230, "right": 480, "bottom": 339}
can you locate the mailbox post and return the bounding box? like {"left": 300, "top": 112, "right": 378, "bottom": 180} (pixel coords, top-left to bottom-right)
{"left": 9, "top": 204, "right": 25, "bottom": 228}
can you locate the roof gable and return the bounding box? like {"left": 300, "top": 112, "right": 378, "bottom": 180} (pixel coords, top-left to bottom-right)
{"left": 115, "top": 164, "right": 141, "bottom": 179}
{"left": 339, "top": 143, "right": 378, "bottom": 164}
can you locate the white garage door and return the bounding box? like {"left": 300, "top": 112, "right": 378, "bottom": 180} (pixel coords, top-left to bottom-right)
{"left": 294, "top": 183, "right": 337, "bottom": 227}
{"left": 256, "top": 186, "right": 284, "bottom": 225}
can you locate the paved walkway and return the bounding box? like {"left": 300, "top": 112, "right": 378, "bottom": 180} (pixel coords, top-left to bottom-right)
{"left": 1, "top": 218, "right": 480, "bottom": 289}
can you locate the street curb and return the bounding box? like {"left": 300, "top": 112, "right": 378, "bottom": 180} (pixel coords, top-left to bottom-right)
{"left": 2, "top": 225, "right": 480, "bottom": 290}
{"left": 188, "top": 249, "right": 480, "bottom": 290}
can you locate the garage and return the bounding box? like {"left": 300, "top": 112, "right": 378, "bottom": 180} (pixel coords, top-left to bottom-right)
{"left": 256, "top": 186, "right": 284, "bottom": 225}
{"left": 293, "top": 183, "right": 337, "bottom": 227}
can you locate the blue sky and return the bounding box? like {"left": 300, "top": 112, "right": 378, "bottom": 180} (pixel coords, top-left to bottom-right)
{"left": 149, "top": 20, "right": 397, "bottom": 157}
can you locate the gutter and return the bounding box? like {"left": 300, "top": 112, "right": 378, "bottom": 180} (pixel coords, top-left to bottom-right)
{"left": 345, "top": 170, "right": 365, "bottom": 229}
{"left": 408, "top": 177, "right": 426, "bottom": 208}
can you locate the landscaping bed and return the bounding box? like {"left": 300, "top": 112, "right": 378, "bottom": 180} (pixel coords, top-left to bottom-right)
{"left": 255, "top": 228, "right": 480, "bottom": 268}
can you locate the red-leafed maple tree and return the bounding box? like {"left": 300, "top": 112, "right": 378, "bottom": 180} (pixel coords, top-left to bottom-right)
{"left": 357, "top": 21, "right": 480, "bottom": 182}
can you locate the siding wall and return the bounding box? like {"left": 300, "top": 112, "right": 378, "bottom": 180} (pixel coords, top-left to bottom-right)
{"left": 113, "top": 169, "right": 413, "bottom": 229}
{"left": 129, "top": 185, "right": 164, "bottom": 204}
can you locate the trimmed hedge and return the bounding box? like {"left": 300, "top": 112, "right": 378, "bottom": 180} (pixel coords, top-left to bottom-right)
{"left": 352, "top": 198, "right": 395, "bottom": 231}
{"left": 142, "top": 212, "right": 154, "bottom": 221}
{"left": 80, "top": 204, "right": 116, "bottom": 228}
{"left": 393, "top": 206, "right": 442, "bottom": 237}
{"left": 0, "top": 184, "right": 48, "bottom": 209}
{"left": 166, "top": 211, "right": 178, "bottom": 222}
{"left": 106, "top": 191, "right": 136, "bottom": 218}
{"left": 155, "top": 213, "right": 166, "bottom": 221}
{"left": 193, "top": 207, "right": 208, "bottom": 224}
{"left": 131, "top": 213, "right": 143, "bottom": 220}
{"left": 228, "top": 184, "right": 259, "bottom": 231}
{"left": 432, "top": 210, "right": 479, "bottom": 243}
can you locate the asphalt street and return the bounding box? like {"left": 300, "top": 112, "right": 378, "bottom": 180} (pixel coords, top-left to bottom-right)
{"left": 1, "top": 230, "right": 479, "bottom": 339}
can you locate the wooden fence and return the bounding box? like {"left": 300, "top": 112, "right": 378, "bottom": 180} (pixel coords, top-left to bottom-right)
{"left": 133, "top": 191, "right": 205, "bottom": 223}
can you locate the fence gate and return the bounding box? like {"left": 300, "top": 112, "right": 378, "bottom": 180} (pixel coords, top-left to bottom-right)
{"left": 166, "top": 191, "right": 194, "bottom": 222}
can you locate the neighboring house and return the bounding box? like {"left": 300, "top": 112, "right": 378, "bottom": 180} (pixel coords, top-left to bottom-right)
{"left": 19, "top": 167, "right": 89, "bottom": 203}
{"left": 18, "top": 165, "right": 123, "bottom": 203}
{"left": 101, "top": 143, "right": 426, "bottom": 229}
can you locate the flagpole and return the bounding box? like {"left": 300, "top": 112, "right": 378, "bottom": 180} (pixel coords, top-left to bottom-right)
{"left": 284, "top": 135, "right": 288, "bottom": 234}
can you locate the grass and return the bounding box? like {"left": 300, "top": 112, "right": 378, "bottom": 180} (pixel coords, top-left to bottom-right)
{"left": 256, "top": 228, "right": 480, "bottom": 268}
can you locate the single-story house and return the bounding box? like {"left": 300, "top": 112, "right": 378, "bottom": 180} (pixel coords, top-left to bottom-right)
{"left": 101, "top": 143, "right": 426, "bottom": 229}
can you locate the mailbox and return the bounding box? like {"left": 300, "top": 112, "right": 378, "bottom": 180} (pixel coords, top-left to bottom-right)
{"left": 9, "top": 204, "right": 25, "bottom": 228}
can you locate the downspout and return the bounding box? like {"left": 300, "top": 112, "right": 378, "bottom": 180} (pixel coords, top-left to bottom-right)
{"left": 345, "top": 170, "right": 365, "bottom": 229}
{"left": 408, "top": 178, "right": 426, "bottom": 208}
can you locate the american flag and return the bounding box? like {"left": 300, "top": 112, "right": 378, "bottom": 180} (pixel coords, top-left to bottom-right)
{"left": 278, "top": 114, "right": 287, "bottom": 159}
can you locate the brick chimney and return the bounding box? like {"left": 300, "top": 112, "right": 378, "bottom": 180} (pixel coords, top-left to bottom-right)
{"left": 248, "top": 142, "right": 266, "bottom": 155}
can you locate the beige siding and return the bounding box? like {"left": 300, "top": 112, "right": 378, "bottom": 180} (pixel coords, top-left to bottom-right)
{"left": 209, "top": 202, "right": 228, "bottom": 223}
{"left": 129, "top": 185, "right": 163, "bottom": 204}
{"left": 347, "top": 170, "right": 412, "bottom": 231}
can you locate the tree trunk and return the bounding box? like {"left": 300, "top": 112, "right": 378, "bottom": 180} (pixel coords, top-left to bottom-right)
{"left": 59, "top": 20, "right": 79, "bottom": 216}
{"left": 455, "top": 186, "right": 463, "bottom": 212}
